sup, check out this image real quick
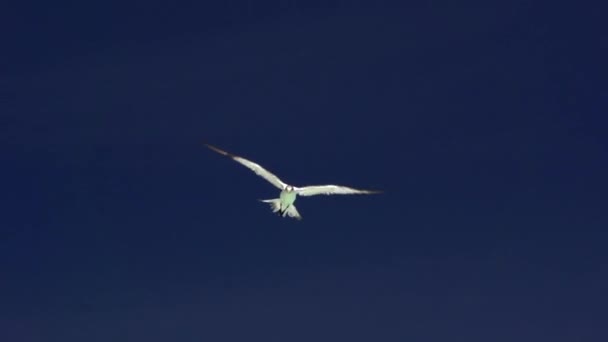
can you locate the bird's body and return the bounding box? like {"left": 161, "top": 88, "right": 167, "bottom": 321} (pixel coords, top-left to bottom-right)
{"left": 279, "top": 188, "right": 297, "bottom": 209}
{"left": 260, "top": 187, "right": 300, "bottom": 219}
{"left": 205, "top": 143, "right": 380, "bottom": 219}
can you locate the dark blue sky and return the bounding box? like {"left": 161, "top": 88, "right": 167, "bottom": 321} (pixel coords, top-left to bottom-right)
{"left": 2, "top": 2, "right": 607, "bottom": 341}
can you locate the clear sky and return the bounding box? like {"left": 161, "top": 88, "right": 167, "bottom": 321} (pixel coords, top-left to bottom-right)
{"left": 2, "top": 2, "right": 607, "bottom": 341}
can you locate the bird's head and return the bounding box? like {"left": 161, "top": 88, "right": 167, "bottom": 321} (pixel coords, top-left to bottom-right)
{"left": 285, "top": 185, "right": 294, "bottom": 192}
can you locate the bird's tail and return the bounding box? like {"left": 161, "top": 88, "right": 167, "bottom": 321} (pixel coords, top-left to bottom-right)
{"left": 259, "top": 198, "right": 281, "bottom": 213}
{"left": 259, "top": 199, "right": 302, "bottom": 220}
{"left": 284, "top": 205, "right": 302, "bottom": 220}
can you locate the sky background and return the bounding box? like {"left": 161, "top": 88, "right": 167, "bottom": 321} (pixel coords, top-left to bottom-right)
{"left": 2, "top": 1, "right": 607, "bottom": 341}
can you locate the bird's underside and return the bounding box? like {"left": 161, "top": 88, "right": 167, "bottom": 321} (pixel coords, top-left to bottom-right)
{"left": 205, "top": 143, "right": 381, "bottom": 219}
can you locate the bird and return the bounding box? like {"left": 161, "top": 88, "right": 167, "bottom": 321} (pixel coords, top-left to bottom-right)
{"left": 205, "top": 143, "right": 381, "bottom": 220}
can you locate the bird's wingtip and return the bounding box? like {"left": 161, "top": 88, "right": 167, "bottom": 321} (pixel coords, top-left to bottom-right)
{"left": 204, "top": 143, "right": 230, "bottom": 156}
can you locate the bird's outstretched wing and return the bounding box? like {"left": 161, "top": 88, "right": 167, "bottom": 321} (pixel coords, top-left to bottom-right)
{"left": 295, "top": 185, "right": 381, "bottom": 197}
{"left": 205, "top": 143, "right": 288, "bottom": 190}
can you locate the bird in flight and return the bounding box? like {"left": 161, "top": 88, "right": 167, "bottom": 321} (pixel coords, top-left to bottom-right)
{"left": 205, "top": 143, "right": 381, "bottom": 220}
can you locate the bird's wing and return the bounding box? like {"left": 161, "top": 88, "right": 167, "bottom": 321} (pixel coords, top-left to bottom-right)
{"left": 205, "top": 143, "right": 287, "bottom": 190}
{"left": 295, "top": 185, "right": 381, "bottom": 197}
